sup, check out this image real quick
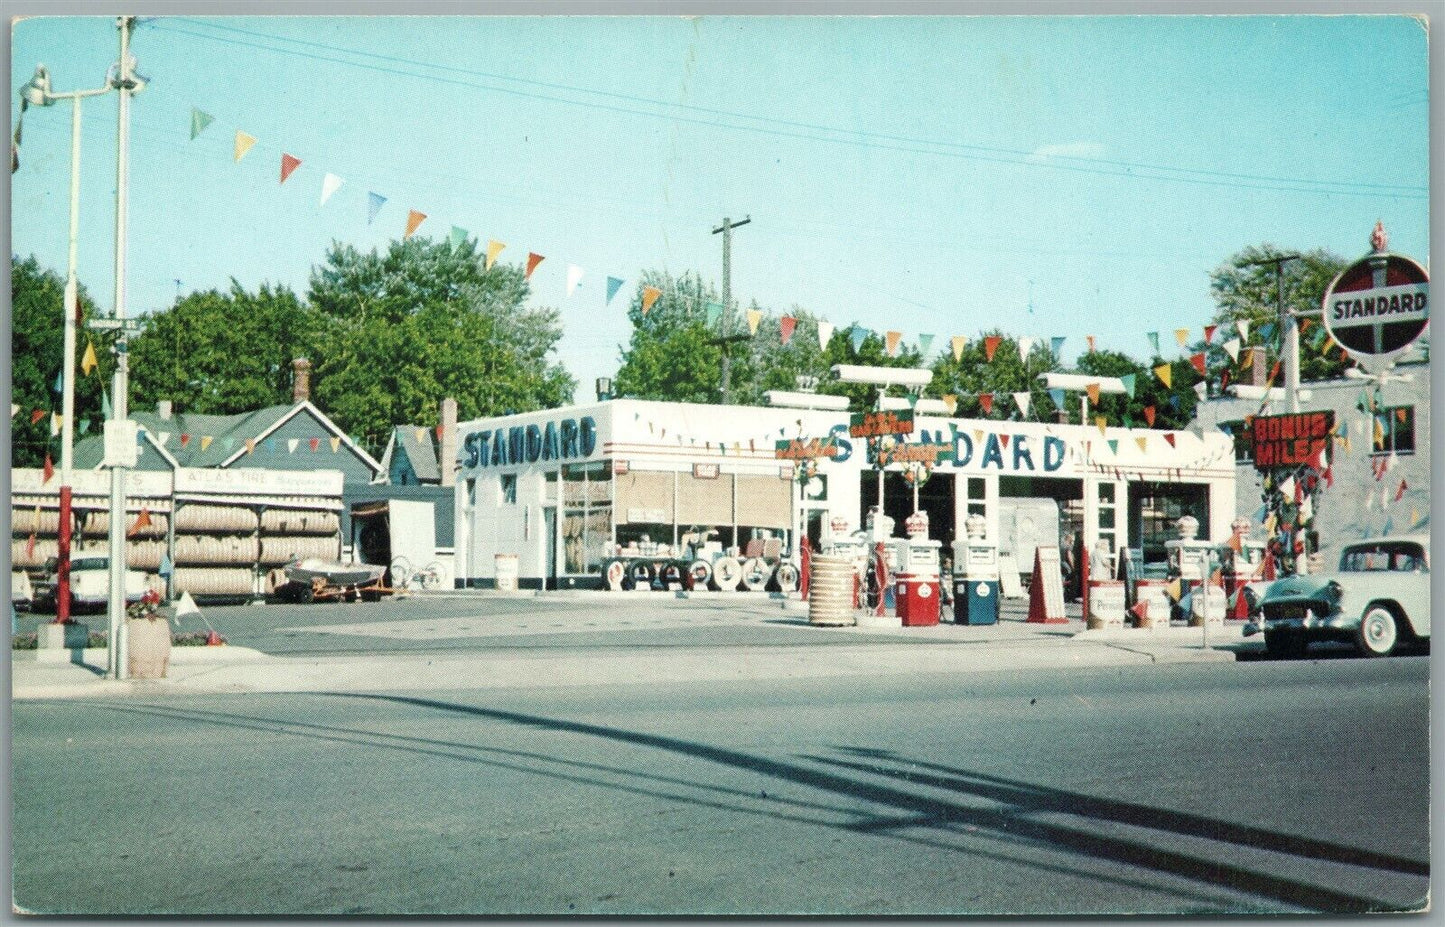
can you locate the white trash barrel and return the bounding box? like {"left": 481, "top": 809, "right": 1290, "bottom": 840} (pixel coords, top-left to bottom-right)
{"left": 494, "top": 553, "right": 520, "bottom": 591}
{"left": 808, "top": 554, "right": 856, "bottom": 626}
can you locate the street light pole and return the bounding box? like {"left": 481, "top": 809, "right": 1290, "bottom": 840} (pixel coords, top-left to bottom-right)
{"left": 18, "top": 67, "right": 118, "bottom": 625}
{"left": 107, "top": 15, "right": 140, "bottom": 679}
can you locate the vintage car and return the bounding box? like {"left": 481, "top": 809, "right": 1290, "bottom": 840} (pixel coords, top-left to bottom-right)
{"left": 1246, "top": 535, "right": 1430, "bottom": 658}
{"left": 30, "top": 555, "right": 148, "bottom": 614}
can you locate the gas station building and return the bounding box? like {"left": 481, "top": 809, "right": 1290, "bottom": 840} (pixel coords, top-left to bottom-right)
{"left": 452, "top": 398, "right": 1237, "bottom": 590}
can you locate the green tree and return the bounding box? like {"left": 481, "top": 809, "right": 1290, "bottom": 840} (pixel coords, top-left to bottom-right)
{"left": 927, "top": 330, "right": 1058, "bottom": 420}
{"left": 129, "top": 281, "right": 316, "bottom": 416}
{"left": 307, "top": 236, "right": 574, "bottom": 447}
{"left": 9, "top": 255, "right": 110, "bottom": 467}
{"left": 1075, "top": 349, "right": 1197, "bottom": 431}
{"left": 613, "top": 271, "right": 723, "bottom": 404}
{"left": 1206, "top": 245, "right": 1350, "bottom": 384}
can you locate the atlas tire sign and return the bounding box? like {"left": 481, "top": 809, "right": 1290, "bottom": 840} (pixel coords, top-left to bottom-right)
{"left": 1322, "top": 244, "right": 1429, "bottom": 370}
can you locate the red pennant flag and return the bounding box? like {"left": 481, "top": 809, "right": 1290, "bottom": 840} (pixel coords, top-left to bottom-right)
{"left": 1220, "top": 369, "right": 1231, "bottom": 392}
{"left": 979, "top": 393, "right": 994, "bottom": 415}
{"left": 1268, "top": 360, "right": 1281, "bottom": 385}
{"left": 309, "top": 437, "right": 321, "bottom": 452}
{"left": 984, "top": 336, "right": 1001, "bottom": 362}
{"left": 779, "top": 316, "right": 797, "bottom": 346}
{"left": 1163, "top": 433, "right": 1176, "bottom": 447}
{"left": 1204, "top": 324, "right": 1217, "bottom": 343}
{"left": 1129, "top": 599, "right": 1149, "bottom": 624}
{"left": 127, "top": 507, "right": 152, "bottom": 537}
{"left": 180, "top": 433, "right": 191, "bottom": 448}
{"left": 999, "top": 434, "right": 1010, "bottom": 448}
{"left": 29, "top": 409, "right": 45, "bottom": 425}
{"left": 435, "top": 425, "right": 445, "bottom": 440}
{"left": 525, "top": 252, "right": 545, "bottom": 279}
{"left": 1323, "top": 466, "right": 1333, "bottom": 488}
{"left": 1189, "top": 352, "right": 1207, "bottom": 376}
{"left": 26, "top": 532, "right": 37, "bottom": 559}
{"left": 280, "top": 153, "right": 302, "bottom": 184}
{"left": 1294, "top": 480, "right": 1304, "bottom": 505}
{"left": 42, "top": 453, "right": 54, "bottom": 484}
{"left": 1143, "top": 406, "right": 1156, "bottom": 427}
{"left": 1396, "top": 479, "right": 1408, "bottom": 502}
{"left": 1232, "top": 588, "right": 1252, "bottom": 620}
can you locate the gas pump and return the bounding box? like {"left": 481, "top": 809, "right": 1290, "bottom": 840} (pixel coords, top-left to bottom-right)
{"left": 1222, "top": 516, "right": 1265, "bottom": 598}
{"left": 951, "top": 512, "right": 999, "bottom": 626}
{"left": 893, "top": 511, "right": 941, "bottom": 626}
{"left": 1165, "top": 514, "right": 1224, "bottom": 625}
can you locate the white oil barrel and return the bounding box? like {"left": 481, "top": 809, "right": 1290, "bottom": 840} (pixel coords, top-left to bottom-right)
{"left": 808, "top": 554, "right": 857, "bottom": 626}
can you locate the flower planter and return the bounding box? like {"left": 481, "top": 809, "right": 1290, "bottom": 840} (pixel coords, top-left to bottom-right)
{"left": 126, "top": 617, "right": 171, "bottom": 679}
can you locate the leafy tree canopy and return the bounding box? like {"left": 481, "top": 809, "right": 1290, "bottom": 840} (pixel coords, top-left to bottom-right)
{"left": 10, "top": 255, "right": 110, "bottom": 467}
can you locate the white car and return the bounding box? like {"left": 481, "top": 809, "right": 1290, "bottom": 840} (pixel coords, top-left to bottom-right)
{"left": 31, "top": 556, "right": 147, "bottom": 614}
{"left": 1247, "top": 535, "right": 1430, "bottom": 658}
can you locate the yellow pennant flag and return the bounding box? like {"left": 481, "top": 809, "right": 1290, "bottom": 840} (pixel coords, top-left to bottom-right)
{"left": 1085, "top": 382, "right": 1100, "bottom": 405}
{"left": 1154, "top": 364, "right": 1172, "bottom": 389}
{"left": 1411, "top": 508, "right": 1421, "bottom": 528}
{"left": 1174, "top": 328, "right": 1190, "bottom": 347}
{"left": 942, "top": 394, "right": 957, "bottom": 414}
{"left": 951, "top": 335, "right": 966, "bottom": 362}
{"left": 330, "top": 436, "right": 341, "bottom": 453}
{"left": 415, "top": 427, "right": 427, "bottom": 443}
{"left": 244, "top": 438, "right": 256, "bottom": 455}
{"left": 200, "top": 436, "right": 213, "bottom": 452}
{"left": 404, "top": 210, "right": 427, "bottom": 239}
{"left": 641, "top": 286, "right": 662, "bottom": 315}
{"left": 1264, "top": 512, "right": 1277, "bottom": 534}
{"left": 1165, "top": 577, "right": 1182, "bottom": 601}
{"left": 1095, "top": 416, "right": 1108, "bottom": 437}
{"left": 745, "top": 308, "right": 762, "bottom": 335}
{"left": 1135, "top": 436, "right": 1148, "bottom": 453}
{"left": 81, "top": 341, "right": 98, "bottom": 376}
{"left": 885, "top": 331, "right": 901, "bottom": 357}
{"left": 485, "top": 240, "right": 506, "bottom": 271}
{"left": 234, "top": 131, "right": 257, "bottom": 162}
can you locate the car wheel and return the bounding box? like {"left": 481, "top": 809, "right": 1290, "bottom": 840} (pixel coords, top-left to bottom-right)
{"left": 1356, "top": 605, "right": 1399, "bottom": 658}
{"left": 1264, "top": 628, "right": 1307, "bottom": 659}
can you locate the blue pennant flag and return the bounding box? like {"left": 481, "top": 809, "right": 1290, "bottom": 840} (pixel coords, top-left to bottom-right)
{"left": 917, "top": 333, "right": 934, "bottom": 356}
{"left": 1169, "top": 395, "right": 1181, "bottom": 410}
{"left": 705, "top": 302, "right": 721, "bottom": 327}
{"left": 606, "top": 277, "right": 624, "bottom": 304}
{"left": 850, "top": 326, "right": 868, "bottom": 354}
{"left": 52, "top": 371, "right": 63, "bottom": 394}
{"left": 1259, "top": 321, "right": 1277, "bottom": 342}
{"left": 1147, "top": 332, "right": 1160, "bottom": 354}
{"left": 1048, "top": 387, "right": 1067, "bottom": 411}
{"left": 1119, "top": 373, "right": 1136, "bottom": 398}
{"left": 367, "top": 192, "right": 387, "bottom": 225}
{"left": 159, "top": 554, "right": 173, "bottom": 577}
{"left": 1382, "top": 515, "right": 1395, "bottom": 536}
{"left": 449, "top": 226, "right": 468, "bottom": 249}
{"left": 1051, "top": 336, "right": 1065, "bottom": 358}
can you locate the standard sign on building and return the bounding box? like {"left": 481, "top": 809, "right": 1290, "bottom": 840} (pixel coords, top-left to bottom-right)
{"left": 1322, "top": 237, "right": 1429, "bottom": 368}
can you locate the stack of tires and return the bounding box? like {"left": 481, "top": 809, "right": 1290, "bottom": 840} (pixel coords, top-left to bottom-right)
{"left": 9, "top": 501, "right": 168, "bottom": 585}
{"left": 172, "top": 504, "right": 260, "bottom": 598}
{"left": 598, "top": 555, "right": 802, "bottom": 593}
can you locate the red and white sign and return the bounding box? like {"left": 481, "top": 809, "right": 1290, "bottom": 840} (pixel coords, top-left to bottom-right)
{"left": 1322, "top": 249, "right": 1429, "bottom": 366}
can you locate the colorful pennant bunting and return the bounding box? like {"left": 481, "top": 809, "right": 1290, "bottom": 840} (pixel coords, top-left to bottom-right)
{"left": 886, "top": 331, "right": 902, "bottom": 357}
{"left": 780, "top": 316, "right": 797, "bottom": 346}
{"left": 817, "top": 321, "right": 835, "bottom": 350}
{"left": 606, "top": 277, "right": 624, "bottom": 304}
{"left": 1174, "top": 328, "right": 1190, "bottom": 348}
{"left": 984, "top": 336, "right": 1001, "bottom": 362}
{"left": 190, "top": 108, "right": 214, "bottom": 140}
{"left": 1154, "top": 364, "right": 1172, "bottom": 388}
{"left": 524, "top": 252, "right": 545, "bottom": 278}
{"left": 745, "top": 308, "right": 762, "bottom": 335}
{"left": 320, "top": 172, "right": 344, "bottom": 206}
{"left": 951, "top": 335, "right": 966, "bottom": 363}
{"left": 280, "top": 153, "right": 301, "bottom": 184}
{"left": 485, "top": 240, "right": 506, "bottom": 271}
{"left": 233, "top": 131, "right": 256, "bottom": 162}
{"left": 404, "top": 210, "right": 427, "bottom": 239}
{"left": 367, "top": 192, "right": 387, "bottom": 225}
{"left": 566, "top": 264, "right": 584, "bottom": 297}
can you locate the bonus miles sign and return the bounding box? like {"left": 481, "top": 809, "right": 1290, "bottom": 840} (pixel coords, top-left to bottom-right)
{"left": 1250, "top": 411, "right": 1334, "bottom": 469}
{"left": 1322, "top": 223, "right": 1429, "bottom": 372}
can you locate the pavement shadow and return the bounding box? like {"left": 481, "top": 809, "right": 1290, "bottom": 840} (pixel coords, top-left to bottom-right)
{"left": 323, "top": 691, "right": 1410, "bottom": 913}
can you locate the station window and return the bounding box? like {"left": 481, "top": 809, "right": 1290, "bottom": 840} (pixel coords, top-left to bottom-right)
{"left": 500, "top": 473, "right": 517, "bottom": 505}
{"left": 1372, "top": 406, "right": 1415, "bottom": 456}
{"left": 1221, "top": 420, "right": 1252, "bottom": 463}
{"left": 965, "top": 477, "right": 987, "bottom": 519}
{"left": 562, "top": 462, "right": 613, "bottom": 574}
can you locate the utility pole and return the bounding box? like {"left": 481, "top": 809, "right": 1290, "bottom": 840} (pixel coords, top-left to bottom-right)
{"left": 710, "top": 215, "right": 751, "bottom": 404}
{"left": 1243, "top": 253, "right": 1301, "bottom": 413}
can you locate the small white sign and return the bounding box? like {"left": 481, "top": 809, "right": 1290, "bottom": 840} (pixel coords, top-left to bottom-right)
{"left": 1326, "top": 282, "right": 1428, "bottom": 330}
{"left": 103, "top": 419, "right": 140, "bottom": 468}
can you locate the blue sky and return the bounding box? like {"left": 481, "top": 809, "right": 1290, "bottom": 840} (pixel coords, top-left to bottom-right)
{"left": 11, "top": 15, "right": 1430, "bottom": 403}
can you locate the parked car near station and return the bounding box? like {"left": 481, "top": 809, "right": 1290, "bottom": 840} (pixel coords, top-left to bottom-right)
{"left": 30, "top": 555, "right": 147, "bottom": 614}
{"left": 1246, "top": 535, "right": 1430, "bottom": 658}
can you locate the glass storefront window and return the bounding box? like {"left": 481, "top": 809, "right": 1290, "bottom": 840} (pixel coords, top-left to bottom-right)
{"left": 562, "top": 462, "right": 613, "bottom": 575}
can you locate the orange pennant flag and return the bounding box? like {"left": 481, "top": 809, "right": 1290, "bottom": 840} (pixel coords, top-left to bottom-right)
{"left": 404, "top": 210, "right": 427, "bottom": 239}
{"left": 978, "top": 393, "right": 994, "bottom": 415}
{"left": 1154, "top": 364, "right": 1172, "bottom": 389}
{"left": 1190, "top": 352, "right": 1207, "bottom": 376}
{"left": 29, "top": 409, "right": 45, "bottom": 425}
{"left": 485, "top": 240, "right": 506, "bottom": 271}
{"left": 951, "top": 336, "right": 966, "bottom": 362}
{"left": 128, "top": 507, "right": 152, "bottom": 537}
{"left": 200, "top": 436, "right": 213, "bottom": 452}
{"left": 885, "top": 331, "right": 902, "bottom": 357}
{"left": 1086, "top": 335, "right": 1096, "bottom": 353}
{"left": 1085, "top": 382, "right": 1100, "bottom": 405}
{"left": 641, "top": 286, "right": 662, "bottom": 315}
{"left": 280, "top": 153, "right": 302, "bottom": 184}
{"left": 245, "top": 438, "right": 256, "bottom": 455}
{"left": 42, "top": 453, "right": 54, "bottom": 484}
{"left": 525, "top": 252, "right": 545, "bottom": 279}
{"left": 984, "top": 336, "right": 1001, "bottom": 362}
{"left": 1143, "top": 405, "right": 1157, "bottom": 427}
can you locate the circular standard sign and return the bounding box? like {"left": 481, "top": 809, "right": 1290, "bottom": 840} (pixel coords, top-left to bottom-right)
{"left": 1322, "top": 251, "right": 1429, "bottom": 369}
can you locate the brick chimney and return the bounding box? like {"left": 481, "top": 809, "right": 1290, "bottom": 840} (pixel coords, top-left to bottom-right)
{"left": 439, "top": 397, "right": 458, "bottom": 487}
{"left": 292, "top": 358, "right": 311, "bottom": 403}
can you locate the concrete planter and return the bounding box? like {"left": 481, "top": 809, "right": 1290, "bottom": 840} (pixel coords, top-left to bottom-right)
{"left": 126, "top": 617, "right": 172, "bottom": 679}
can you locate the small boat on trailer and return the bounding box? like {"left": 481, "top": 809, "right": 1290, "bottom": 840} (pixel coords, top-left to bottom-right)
{"left": 267, "top": 558, "right": 390, "bottom": 603}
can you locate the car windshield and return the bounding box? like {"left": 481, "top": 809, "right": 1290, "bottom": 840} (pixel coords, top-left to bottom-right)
{"left": 1339, "top": 543, "right": 1428, "bottom": 574}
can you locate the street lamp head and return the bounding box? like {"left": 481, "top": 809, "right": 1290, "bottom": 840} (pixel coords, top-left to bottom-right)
{"left": 19, "top": 65, "right": 52, "bottom": 107}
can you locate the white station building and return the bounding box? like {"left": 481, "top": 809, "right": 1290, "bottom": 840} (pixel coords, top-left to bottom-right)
{"left": 452, "top": 398, "right": 1237, "bottom": 589}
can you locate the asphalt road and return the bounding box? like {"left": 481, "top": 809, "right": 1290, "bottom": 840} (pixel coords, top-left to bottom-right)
{"left": 12, "top": 654, "right": 1428, "bottom": 916}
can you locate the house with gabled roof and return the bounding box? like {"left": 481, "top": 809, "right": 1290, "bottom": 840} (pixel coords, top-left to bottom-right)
{"left": 379, "top": 423, "right": 443, "bottom": 486}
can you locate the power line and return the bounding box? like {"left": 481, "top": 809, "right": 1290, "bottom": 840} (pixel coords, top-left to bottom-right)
{"left": 146, "top": 19, "right": 1426, "bottom": 201}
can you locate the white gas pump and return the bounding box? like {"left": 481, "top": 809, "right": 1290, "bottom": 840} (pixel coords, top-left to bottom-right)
{"left": 1165, "top": 514, "right": 1225, "bottom": 625}
{"left": 893, "top": 511, "right": 941, "bottom": 626}
{"left": 951, "top": 513, "right": 999, "bottom": 625}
